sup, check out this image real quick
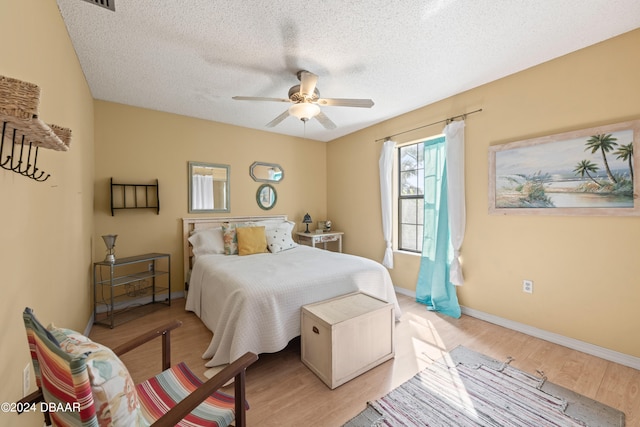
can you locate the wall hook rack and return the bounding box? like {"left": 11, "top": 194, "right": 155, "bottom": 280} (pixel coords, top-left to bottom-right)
{"left": 0, "top": 122, "right": 50, "bottom": 181}
{"left": 0, "top": 75, "right": 72, "bottom": 183}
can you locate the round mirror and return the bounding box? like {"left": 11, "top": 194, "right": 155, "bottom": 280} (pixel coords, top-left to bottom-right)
{"left": 256, "top": 184, "right": 277, "bottom": 210}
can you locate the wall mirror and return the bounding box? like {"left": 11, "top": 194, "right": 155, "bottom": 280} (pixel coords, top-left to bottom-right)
{"left": 256, "top": 184, "right": 277, "bottom": 210}
{"left": 250, "top": 161, "right": 284, "bottom": 183}
{"left": 188, "top": 161, "right": 230, "bottom": 213}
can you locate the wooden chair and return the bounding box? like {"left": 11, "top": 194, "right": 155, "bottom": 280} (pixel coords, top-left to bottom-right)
{"left": 18, "top": 307, "right": 257, "bottom": 426}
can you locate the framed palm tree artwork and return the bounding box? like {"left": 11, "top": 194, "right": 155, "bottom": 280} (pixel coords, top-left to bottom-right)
{"left": 489, "top": 119, "right": 639, "bottom": 216}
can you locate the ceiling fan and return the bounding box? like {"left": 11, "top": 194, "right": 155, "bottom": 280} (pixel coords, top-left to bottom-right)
{"left": 232, "top": 70, "right": 374, "bottom": 130}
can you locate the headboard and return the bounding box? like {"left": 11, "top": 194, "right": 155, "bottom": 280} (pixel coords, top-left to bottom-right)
{"left": 182, "top": 215, "right": 289, "bottom": 286}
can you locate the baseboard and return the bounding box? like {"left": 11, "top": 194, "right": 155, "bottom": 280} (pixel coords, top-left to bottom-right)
{"left": 394, "top": 286, "right": 415, "bottom": 298}
{"left": 393, "top": 286, "right": 640, "bottom": 370}
{"left": 84, "top": 313, "right": 94, "bottom": 337}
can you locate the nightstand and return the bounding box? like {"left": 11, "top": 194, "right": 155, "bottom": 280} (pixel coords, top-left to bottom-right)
{"left": 295, "top": 231, "right": 343, "bottom": 252}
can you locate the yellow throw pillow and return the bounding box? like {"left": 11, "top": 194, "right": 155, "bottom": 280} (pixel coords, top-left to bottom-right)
{"left": 236, "top": 226, "right": 268, "bottom": 255}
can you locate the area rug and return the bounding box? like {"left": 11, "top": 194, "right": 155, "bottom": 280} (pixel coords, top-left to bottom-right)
{"left": 343, "top": 346, "right": 625, "bottom": 426}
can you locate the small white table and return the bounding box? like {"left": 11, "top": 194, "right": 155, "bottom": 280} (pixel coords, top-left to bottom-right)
{"left": 295, "top": 231, "right": 343, "bottom": 252}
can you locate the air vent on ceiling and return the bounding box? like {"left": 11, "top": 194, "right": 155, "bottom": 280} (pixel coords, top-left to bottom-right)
{"left": 80, "top": 0, "right": 115, "bottom": 12}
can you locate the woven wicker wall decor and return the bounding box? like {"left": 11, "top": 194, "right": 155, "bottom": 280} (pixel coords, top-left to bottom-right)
{"left": 0, "top": 75, "right": 72, "bottom": 182}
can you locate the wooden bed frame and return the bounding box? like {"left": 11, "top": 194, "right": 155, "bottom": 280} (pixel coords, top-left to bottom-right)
{"left": 182, "top": 215, "right": 289, "bottom": 286}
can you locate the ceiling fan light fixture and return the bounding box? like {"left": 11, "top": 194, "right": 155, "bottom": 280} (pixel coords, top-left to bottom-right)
{"left": 288, "top": 102, "right": 320, "bottom": 122}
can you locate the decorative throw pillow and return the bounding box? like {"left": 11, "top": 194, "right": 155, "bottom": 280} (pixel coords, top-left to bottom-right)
{"left": 48, "top": 325, "right": 144, "bottom": 427}
{"left": 47, "top": 324, "right": 92, "bottom": 345}
{"left": 222, "top": 223, "right": 239, "bottom": 255}
{"left": 266, "top": 221, "right": 298, "bottom": 253}
{"left": 188, "top": 227, "right": 225, "bottom": 256}
{"left": 236, "top": 226, "right": 268, "bottom": 255}
{"left": 221, "top": 222, "right": 254, "bottom": 254}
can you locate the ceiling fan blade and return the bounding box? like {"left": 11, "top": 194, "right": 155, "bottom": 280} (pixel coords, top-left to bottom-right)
{"left": 266, "top": 110, "right": 290, "bottom": 128}
{"left": 314, "top": 111, "right": 337, "bottom": 130}
{"left": 233, "top": 96, "right": 291, "bottom": 103}
{"left": 317, "top": 98, "right": 374, "bottom": 108}
{"left": 299, "top": 71, "right": 319, "bottom": 98}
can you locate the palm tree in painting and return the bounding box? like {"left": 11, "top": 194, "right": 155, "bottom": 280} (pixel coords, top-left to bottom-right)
{"left": 584, "top": 133, "right": 618, "bottom": 184}
{"left": 573, "top": 159, "right": 602, "bottom": 187}
{"left": 613, "top": 142, "right": 634, "bottom": 180}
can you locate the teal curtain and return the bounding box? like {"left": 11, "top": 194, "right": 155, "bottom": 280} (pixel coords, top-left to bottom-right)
{"left": 415, "top": 136, "right": 461, "bottom": 318}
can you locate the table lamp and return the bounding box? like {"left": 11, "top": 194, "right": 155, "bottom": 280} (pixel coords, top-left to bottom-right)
{"left": 102, "top": 234, "right": 118, "bottom": 263}
{"left": 303, "top": 213, "right": 312, "bottom": 233}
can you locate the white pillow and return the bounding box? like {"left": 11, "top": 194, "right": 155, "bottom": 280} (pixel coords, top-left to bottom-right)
{"left": 266, "top": 221, "right": 298, "bottom": 253}
{"left": 253, "top": 218, "right": 286, "bottom": 229}
{"left": 188, "top": 227, "right": 225, "bottom": 256}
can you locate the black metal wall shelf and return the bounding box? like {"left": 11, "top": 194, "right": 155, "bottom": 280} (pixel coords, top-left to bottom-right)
{"left": 110, "top": 177, "right": 160, "bottom": 215}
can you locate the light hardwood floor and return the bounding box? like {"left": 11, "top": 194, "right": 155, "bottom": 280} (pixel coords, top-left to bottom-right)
{"left": 89, "top": 294, "right": 640, "bottom": 426}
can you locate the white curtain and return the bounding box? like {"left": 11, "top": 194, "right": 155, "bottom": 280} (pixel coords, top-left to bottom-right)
{"left": 192, "top": 174, "right": 214, "bottom": 210}
{"left": 444, "top": 120, "right": 466, "bottom": 285}
{"left": 378, "top": 140, "right": 395, "bottom": 268}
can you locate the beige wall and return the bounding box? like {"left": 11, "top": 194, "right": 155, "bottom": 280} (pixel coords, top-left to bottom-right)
{"left": 2, "top": 3, "right": 638, "bottom": 424}
{"left": 328, "top": 29, "right": 640, "bottom": 358}
{"left": 93, "top": 101, "right": 327, "bottom": 289}
{"left": 0, "top": 1, "right": 95, "bottom": 425}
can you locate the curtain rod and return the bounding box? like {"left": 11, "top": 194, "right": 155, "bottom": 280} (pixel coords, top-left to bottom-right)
{"left": 375, "top": 108, "right": 483, "bottom": 142}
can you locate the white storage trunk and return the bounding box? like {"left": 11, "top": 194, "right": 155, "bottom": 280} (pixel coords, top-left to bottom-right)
{"left": 301, "top": 292, "right": 395, "bottom": 389}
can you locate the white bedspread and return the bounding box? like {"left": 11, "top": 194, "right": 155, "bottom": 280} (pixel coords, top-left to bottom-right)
{"left": 185, "top": 245, "right": 401, "bottom": 367}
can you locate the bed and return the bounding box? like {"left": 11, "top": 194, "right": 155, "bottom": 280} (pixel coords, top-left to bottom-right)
{"left": 183, "top": 215, "right": 401, "bottom": 367}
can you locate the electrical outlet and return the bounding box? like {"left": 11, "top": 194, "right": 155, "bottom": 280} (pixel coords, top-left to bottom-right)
{"left": 23, "top": 364, "right": 30, "bottom": 397}
{"left": 523, "top": 280, "right": 533, "bottom": 294}
{"left": 148, "top": 262, "right": 153, "bottom": 272}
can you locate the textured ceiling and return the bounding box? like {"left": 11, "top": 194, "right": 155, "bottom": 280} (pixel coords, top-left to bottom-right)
{"left": 55, "top": 0, "right": 640, "bottom": 142}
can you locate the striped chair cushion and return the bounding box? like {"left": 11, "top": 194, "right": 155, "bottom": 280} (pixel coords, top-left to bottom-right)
{"left": 23, "top": 308, "right": 99, "bottom": 427}
{"left": 136, "top": 362, "right": 236, "bottom": 427}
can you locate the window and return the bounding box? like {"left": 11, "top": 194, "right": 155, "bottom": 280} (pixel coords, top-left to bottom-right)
{"left": 398, "top": 141, "right": 424, "bottom": 252}
{"left": 397, "top": 135, "right": 444, "bottom": 252}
